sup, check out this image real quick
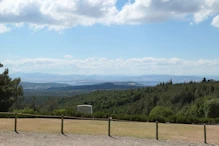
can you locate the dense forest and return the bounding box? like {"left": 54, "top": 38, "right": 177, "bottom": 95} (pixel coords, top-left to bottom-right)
{"left": 11, "top": 78, "right": 219, "bottom": 124}
{"left": 1, "top": 63, "right": 219, "bottom": 124}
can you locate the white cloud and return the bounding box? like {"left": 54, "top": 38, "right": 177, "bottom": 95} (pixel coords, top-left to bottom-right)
{"left": 0, "top": 24, "right": 10, "bottom": 33}
{"left": 64, "top": 55, "right": 73, "bottom": 60}
{"left": 211, "top": 15, "right": 219, "bottom": 28}
{"left": 0, "top": 0, "right": 219, "bottom": 32}
{"left": 3, "top": 57, "right": 219, "bottom": 76}
{"left": 0, "top": 0, "right": 118, "bottom": 31}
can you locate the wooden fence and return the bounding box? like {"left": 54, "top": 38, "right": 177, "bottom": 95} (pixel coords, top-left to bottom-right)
{"left": 0, "top": 112, "right": 209, "bottom": 144}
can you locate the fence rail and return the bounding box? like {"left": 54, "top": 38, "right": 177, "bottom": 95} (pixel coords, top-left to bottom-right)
{"left": 0, "top": 112, "right": 212, "bottom": 144}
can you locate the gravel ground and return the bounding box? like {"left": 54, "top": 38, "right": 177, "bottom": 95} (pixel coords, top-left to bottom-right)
{"left": 0, "top": 131, "right": 217, "bottom": 146}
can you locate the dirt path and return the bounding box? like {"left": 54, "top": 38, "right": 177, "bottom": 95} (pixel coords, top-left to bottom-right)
{"left": 0, "top": 131, "right": 216, "bottom": 146}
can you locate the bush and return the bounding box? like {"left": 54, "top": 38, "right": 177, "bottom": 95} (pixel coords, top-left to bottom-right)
{"left": 65, "top": 107, "right": 77, "bottom": 116}
{"left": 175, "top": 115, "right": 199, "bottom": 124}
{"left": 13, "top": 108, "right": 35, "bottom": 114}
{"left": 166, "top": 115, "right": 177, "bottom": 123}
{"left": 52, "top": 109, "right": 67, "bottom": 116}
{"left": 200, "top": 117, "right": 209, "bottom": 124}
{"left": 113, "top": 114, "right": 130, "bottom": 121}
{"left": 215, "top": 117, "right": 219, "bottom": 124}
{"left": 149, "top": 106, "right": 173, "bottom": 118}
{"left": 176, "top": 115, "right": 187, "bottom": 124}
{"left": 148, "top": 115, "right": 166, "bottom": 123}
{"left": 185, "top": 115, "right": 199, "bottom": 124}
{"left": 204, "top": 98, "right": 219, "bottom": 118}
{"left": 93, "top": 112, "right": 108, "bottom": 118}
{"left": 0, "top": 113, "right": 15, "bottom": 118}
{"left": 128, "top": 115, "right": 148, "bottom": 122}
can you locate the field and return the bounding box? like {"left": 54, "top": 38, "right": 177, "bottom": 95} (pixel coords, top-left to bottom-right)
{"left": 0, "top": 118, "right": 219, "bottom": 145}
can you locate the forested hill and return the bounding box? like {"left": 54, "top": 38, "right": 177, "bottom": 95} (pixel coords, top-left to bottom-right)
{"left": 56, "top": 80, "right": 219, "bottom": 119}
{"left": 15, "top": 79, "right": 219, "bottom": 123}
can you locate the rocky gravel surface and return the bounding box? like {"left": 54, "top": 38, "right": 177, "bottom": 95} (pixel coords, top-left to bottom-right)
{"left": 0, "top": 131, "right": 217, "bottom": 146}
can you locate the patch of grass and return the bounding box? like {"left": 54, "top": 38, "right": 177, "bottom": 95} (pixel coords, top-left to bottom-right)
{"left": 0, "top": 118, "right": 14, "bottom": 131}
{"left": 0, "top": 118, "right": 218, "bottom": 145}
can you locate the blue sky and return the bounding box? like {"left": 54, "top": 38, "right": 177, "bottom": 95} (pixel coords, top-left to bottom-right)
{"left": 1, "top": 0, "right": 219, "bottom": 76}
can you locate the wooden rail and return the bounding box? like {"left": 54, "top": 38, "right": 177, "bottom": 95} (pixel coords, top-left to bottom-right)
{"left": 0, "top": 112, "right": 208, "bottom": 143}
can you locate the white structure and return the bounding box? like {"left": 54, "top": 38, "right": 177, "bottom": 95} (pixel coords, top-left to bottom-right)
{"left": 77, "top": 105, "right": 93, "bottom": 114}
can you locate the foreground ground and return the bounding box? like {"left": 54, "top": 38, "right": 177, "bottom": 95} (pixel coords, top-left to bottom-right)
{"left": 0, "top": 131, "right": 216, "bottom": 146}
{"left": 0, "top": 118, "right": 219, "bottom": 145}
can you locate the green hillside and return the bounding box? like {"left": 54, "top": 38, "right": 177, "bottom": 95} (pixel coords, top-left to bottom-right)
{"left": 53, "top": 79, "right": 219, "bottom": 123}
{"left": 12, "top": 79, "right": 219, "bottom": 124}
{"left": 58, "top": 80, "right": 219, "bottom": 116}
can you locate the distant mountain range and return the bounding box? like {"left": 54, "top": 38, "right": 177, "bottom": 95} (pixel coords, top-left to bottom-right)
{"left": 20, "top": 81, "right": 143, "bottom": 90}
{"left": 11, "top": 72, "right": 219, "bottom": 86}
{"left": 21, "top": 81, "right": 145, "bottom": 97}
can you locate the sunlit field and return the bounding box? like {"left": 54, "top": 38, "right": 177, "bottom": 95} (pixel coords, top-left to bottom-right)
{"left": 0, "top": 118, "right": 218, "bottom": 145}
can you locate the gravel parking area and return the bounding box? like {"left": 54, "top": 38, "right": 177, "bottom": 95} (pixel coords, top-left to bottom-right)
{"left": 0, "top": 131, "right": 216, "bottom": 146}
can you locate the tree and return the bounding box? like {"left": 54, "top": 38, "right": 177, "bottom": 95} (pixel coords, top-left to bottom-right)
{"left": 204, "top": 98, "right": 219, "bottom": 118}
{"left": 149, "top": 106, "right": 173, "bottom": 118}
{"left": 0, "top": 63, "right": 23, "bottom": 111}
{"left": 30, "top": 96, "right": 37, "bottom": 112}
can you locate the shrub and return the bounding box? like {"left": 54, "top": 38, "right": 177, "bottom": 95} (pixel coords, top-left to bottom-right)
{"left": 149, "top": 106, "right": 173, "bottom": 118}
{"left": 13, "top": 108, "right": 35, "bottom": 114}
{"left": 112, "top": 114, "right": 129, "bottom": 121}
{"left": 166, "top": 115, "right": 177, "bottom": 123}
{"left": 176, "top": 115, "right": 187, "bottom": 124}
{"left": 148, "top": 115, "right": 166, "bottom": 123}
{"left": 93, "top": 112, "right": 108, "bottom": 118}
{"left": 52, "top": 109, "right": 67, "bottom": 116}
{"left": 215, "top": 117, "right": 219, "bottom": 124}
{"left": 185, "top": 115, "right": 198, "bottom": 124}
{"left": 204, "top": 98, "right": 219, "bottom": 118}
{"left": 129, "top": 115, "right": 148, "bottom": 122}
{"left": 65, "top": 107, "right": 77, "bottom": 116}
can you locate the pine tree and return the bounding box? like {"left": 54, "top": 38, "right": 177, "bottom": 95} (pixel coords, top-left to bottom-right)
{"left": 0, "top": 63, "right": 23, "bottom": 111}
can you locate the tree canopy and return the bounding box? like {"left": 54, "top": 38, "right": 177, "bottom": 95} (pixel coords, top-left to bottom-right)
{"left": 0, "top": 63, "right": 23, "bottom": 111}
{"left": 149, "top": 106, "right": 173, "bottom": 118}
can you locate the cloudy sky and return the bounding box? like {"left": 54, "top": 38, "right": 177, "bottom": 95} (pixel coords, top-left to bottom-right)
{"left": 1, "top": 0, "right": 219, "bottom": 76}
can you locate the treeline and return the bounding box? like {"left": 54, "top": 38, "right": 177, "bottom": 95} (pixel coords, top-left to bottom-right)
{"left": 10, "top": 79, "right": 219, "bottom": 124}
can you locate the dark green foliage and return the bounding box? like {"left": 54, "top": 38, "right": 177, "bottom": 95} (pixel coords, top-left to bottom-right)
{"left": 10, "top": 77, "right": 219, "bottom": 123}
{"left": 0, "top": 63, "right": 23, "bottom": 111}
{"left": 148, "top": 106, "right": 173, "bottom": 123}
{"left": 165, "top": 115, "right": 177, "bottom": 123}
{"left": 149, "top": 106, "right": 173, "bottom": 118}
{"left": 13, "top": 108, "right": 36, "bottom": 114}
{"left": 203, "top": 98, "right": 219, "bottom": 118}
{"left": 148, "top": 115, "right": 166, "bottom": 123}
{"left": 52, "top": 109, "right": 67, "bottom": 116}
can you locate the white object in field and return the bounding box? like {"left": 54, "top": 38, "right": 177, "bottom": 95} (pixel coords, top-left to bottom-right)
{"left": 77, "top": 105, "right": 93, "bottom": 114}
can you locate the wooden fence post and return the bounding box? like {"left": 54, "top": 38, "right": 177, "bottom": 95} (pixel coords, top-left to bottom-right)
{"left": 204, "top": 124, "right": 206, "bottom": 144}
{"left": 108, "top": 117, "right": 112, "bottom": 136}
{"left": 14, "top": 113, "right": 17, "bottom": 133}
{"left": 61, "top": 114, "right": 64, "bottom": 134}
{"left": 156, "top": 121, "right": 158, "bottom": 140}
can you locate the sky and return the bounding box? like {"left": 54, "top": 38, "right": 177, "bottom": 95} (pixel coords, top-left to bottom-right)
{"left": 1, "top": 0, "right": 219, "bottom": 76}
